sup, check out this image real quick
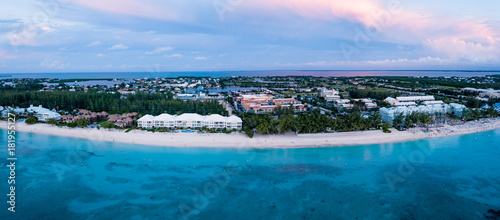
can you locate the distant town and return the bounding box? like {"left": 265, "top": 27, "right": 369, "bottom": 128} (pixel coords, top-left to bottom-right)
{"left": 1, "top": 75, "right": 499, "bottom": 137}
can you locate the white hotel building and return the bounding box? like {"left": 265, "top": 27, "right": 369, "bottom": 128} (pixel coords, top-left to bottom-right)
{"left": 396, "top": 96, "right": 435, "bottom": 102}
{"left": 1, "top": 105, "right": 61, "bottom": 122}
{"left": 385, "top": 96, "right": 436, "bottom": 107}
{"left": 138, "top": 113, "right": 243, "bottom": 130}
{"left": 320, "top": 88, "right": 341, "bottom": 101}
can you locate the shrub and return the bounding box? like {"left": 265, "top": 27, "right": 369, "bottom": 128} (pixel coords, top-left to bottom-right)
{"left": 76, "top": 118, "right": 89, "bottom": 128}
{"left": 244, "top": 128, "right": 254, "bottom": 138}
{"left": 25, "top": 117, "right": 38, "bottom": 124}
{"left": 382, "top": 122, "right": 392, "bottom": 133}
{"left": 102, "top": 121, "right": 116, "bottom": 129}
{"left": 47, "top": 118, "right": 58, "bottom": 125}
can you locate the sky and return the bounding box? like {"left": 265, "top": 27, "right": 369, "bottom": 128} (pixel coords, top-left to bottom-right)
{"left": 0, "top": 0, "right": 499, "bottom": 73}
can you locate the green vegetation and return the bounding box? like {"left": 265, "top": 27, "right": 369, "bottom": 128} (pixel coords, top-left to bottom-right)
{"left": 392, "top": 112, "right": 433, "bottom": 130}
{"left": 240, "top": 107, "right": 383, "bottom": 137}
{"left": 47, "top": 118, "right": 58, "bottom": 125}
{"left": 379, "top": 76, "right": 500, "bottom": 90}
{"left": 465, "top": 97, "right": 484, "bottom": 108}
{"left": 349, "top": 88, "right": 399, "bottom": 100}
{"left": 461, "top": 108, "right": 499, "bottom": 121}
{"left": 101, "top": 121, "right": 116, "bottom": 129}
{"left": 76, "top": 118, "right": 89, "bottom": 128}
{"left": 0, "top": 83, "right": 44, "bottom": 92}
{"left": 0, "top": 91, "right": 227, "bottom": 115}
{"left": 25, "top": 116, "right": 38, "bottom": 124}
{"left": 382, "top": 122, "right": 391, "bottom": 133}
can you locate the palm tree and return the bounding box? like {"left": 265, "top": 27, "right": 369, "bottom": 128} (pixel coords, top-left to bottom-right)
{"left": 393, "top": 113, "right": 405, "bottom": 130}
{"left": 256, "top": 119, "right": 271, "bottom": 134}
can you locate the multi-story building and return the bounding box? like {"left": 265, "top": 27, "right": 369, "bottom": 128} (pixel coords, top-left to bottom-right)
{"left": 237, "top": 94, "right": 306, "bottom": 114}
{"left": 1, "top": 105, "right": 61, "bottom": 122}
{"left": 320, "top": 88, "right": 341, "bottom": 101}
{"left": 274, "top": 98, "right": 297, "bottom": 106}
{"left": 385, "top": 96, "right": 436, "bottom": 106}
{"left": 235, "top": 94, "right": 274, "bottom": 104}
{"left": 137, "top": 113, "right": 243, "bottom": 130}
{"left": 384, "top": 97, "right": 399, "bottom": 105}
{"left": 64, "top": 111, "right": 108, "bottom": 123}
{"left": 395, "top": 96, "right": 435, "bottom": 102}
{"left": 462, "top": 88, "right": 500, "bottom": 99}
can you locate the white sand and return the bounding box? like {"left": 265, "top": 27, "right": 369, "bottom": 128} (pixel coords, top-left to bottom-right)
{"left": 1, "top": 118, "right": 500, "bottom": 148}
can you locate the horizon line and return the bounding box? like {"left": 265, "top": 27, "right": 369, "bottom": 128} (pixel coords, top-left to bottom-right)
{"left": 2, "top": 70, "right": 500, "bottom": 75}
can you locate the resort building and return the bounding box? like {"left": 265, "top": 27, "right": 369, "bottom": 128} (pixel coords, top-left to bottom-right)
{"left": 365, "top": 103, "right": 378, "bottom": 109}
{"left": 462, "top": 88, "right": 500, "bottom": 99}
{"left": 28, "top": 105, "right": 61, "bottom": 122}
{"left": 396, "top": 96, "right": 435, "bottom": 102}
{"left": 61, "top": 110, "right": 135, "bottom": 127}
{"left": 384, "top": 97, "right": 399, "bottom": 105}
{"left": 62, "top": 110, "right": 110, "bottom": 124}
{"left": 351, "top": 98, "right": 378, "bottom": 109}
{"left": 1, "top": 105, "right": 61, "bottom": 122}
{"left": 320, "top": 88, "right": 341, "bottom": 101}
{"left": 137, "top": 113, "right": 243, "bottom": 130}
{"left": 379, "top": 103, "right": 466, "bottom": 124}
{"left": 274, "top": 98, "right": 297, "bottom": 106}
{"left": 108, "top": 113, "right": 138, "bottom": 127}
{"left": 236, "top": 94, "right": 274, "bottom": 104}
{"left": 176, "top": 93, "right": 198, "bottom": 99}
{"left": 176, "top": 92, "right": 223, "bottom": 100}
{"left": 385, "top": 96, "right": 437, "bottom": 106}
{"left": 237, "top": 94, "right": 307, "bottom": 114}
{"left": 394, "top": 102, "right": 417, "bottom": 107}
{"left": 336, "top": 99, "right": 351, "bottom": 105}
{"left": 423, "top": 101, "right": 445, "bottom": 106}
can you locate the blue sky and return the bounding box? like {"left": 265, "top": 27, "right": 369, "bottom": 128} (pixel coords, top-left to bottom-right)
{"left": 1, "top": 0, "right": 499, "bottom": 73}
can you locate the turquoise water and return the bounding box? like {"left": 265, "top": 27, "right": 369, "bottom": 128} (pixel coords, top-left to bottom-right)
{"left": 1, "top": 129, "right": 500, "bottom": 219}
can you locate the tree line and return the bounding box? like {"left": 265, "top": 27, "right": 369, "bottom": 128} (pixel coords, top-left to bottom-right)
{"left": 392, "top": 108, "right": 499, "bottom": 130}
{"left": 239, "top": 107, "right": 383, "bottom": 137}
{"left": 348, "top": 88, "right": 399, "bottom": 100}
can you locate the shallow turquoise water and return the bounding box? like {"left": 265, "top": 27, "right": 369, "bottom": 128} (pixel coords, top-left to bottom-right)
{"left": 1, "top": 129, "right": 500, "bottom": 219}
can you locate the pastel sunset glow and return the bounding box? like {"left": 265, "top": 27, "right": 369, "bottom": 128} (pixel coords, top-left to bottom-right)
{"left": 1, "top": 0, "right": 499, "bottom": 72}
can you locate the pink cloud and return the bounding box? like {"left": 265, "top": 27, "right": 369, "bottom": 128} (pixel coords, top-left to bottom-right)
{"left": 424, "top": 38, "right": 499, "bottom": 62}
{"left": 240, "top": 0, "right": 500, "bottom": 60}
{"left": 67, "top": 0, "right": 499, "bottom": 61}
{"left": 239, "top": 0, "right": 405, "bottom": 26}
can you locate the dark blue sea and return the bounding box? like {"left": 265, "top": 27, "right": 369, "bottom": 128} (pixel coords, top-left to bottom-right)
{"left": 1, "top": 70, "right": 499, "bottom": 79}
{"left": 1, "top": 129, "right": 500, "bottom": 219}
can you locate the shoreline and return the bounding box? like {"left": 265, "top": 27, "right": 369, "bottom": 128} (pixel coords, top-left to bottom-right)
{"left": 1, "top": 118, "right": 500, "bottom": 148}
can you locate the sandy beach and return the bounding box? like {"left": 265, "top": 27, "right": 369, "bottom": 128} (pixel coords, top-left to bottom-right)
{"left": 2, "top": 118, "right": 500, "bottom": 148}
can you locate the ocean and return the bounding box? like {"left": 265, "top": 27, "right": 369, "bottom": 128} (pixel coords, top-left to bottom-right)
{"left": 1, "top": 129, "right": 499, "bottom": 219}
{"left": 1, "top": 70, "right": 499, "bottom": 79}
